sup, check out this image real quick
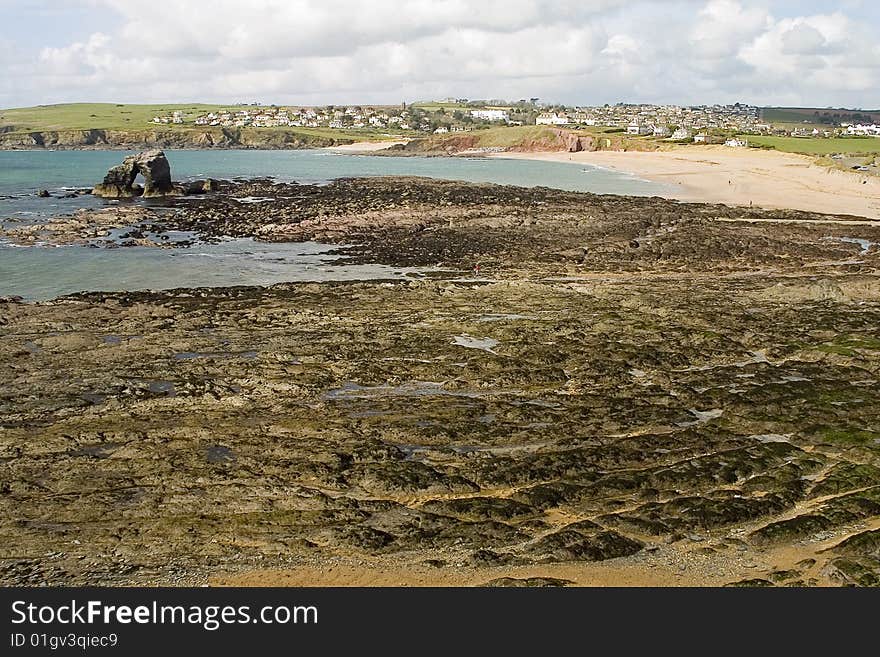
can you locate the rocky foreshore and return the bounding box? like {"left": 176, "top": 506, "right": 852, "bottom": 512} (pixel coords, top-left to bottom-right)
{"left": 1, "top": 177, "right": 879, "bottom": 587}
{"left": 7, "top": 175, "right": 880, "bottom": 267}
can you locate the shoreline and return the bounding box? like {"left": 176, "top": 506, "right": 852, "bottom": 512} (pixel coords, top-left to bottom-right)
{"left": 7, "top": 140, "right": 878, "bottom": 221}
{"left": 491, "top": 146, "right": 880, "bottom": 219}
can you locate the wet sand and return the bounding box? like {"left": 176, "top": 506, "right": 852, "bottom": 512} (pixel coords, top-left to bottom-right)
{"left": 494, "top": 146, "right": 880, "bottom": 220}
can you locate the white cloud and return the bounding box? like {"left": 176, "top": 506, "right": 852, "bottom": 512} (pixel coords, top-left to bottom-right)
{"left": 781, "top": 23, "right": 828, "bottom": 55}
{"left": 39, "top": 33, "right": 112, "bottom": 76}
{"left": 740, "top": 12, "right": 876, "bottom": 89}
{"left": 110, "top": 0, "right": 625, "bottom": 59}
{"left": 690, "top": 0, "right": 770, "bottom": 59}
{"left": 1, "top": 0, "right": 878, "bottom": 108}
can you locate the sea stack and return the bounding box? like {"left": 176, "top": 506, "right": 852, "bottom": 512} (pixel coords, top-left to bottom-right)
{"left": 92, "top": 149, "right": 175, "bottom": 198}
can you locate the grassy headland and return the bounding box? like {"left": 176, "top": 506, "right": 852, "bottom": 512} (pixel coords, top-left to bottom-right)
{"left": 0, "top": 103, "right": 230, "bottom": 132}
{"left": 0, "top": 102, "right": 400, "bottom": 149}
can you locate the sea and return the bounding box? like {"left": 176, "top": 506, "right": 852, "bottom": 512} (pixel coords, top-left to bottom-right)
{"left": 0, "top": 149, "right": 668, "bottom": 300}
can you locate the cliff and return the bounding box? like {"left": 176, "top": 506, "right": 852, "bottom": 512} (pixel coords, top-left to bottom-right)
{"left": 0, "top": 127, "right": 356, "bottom": 150}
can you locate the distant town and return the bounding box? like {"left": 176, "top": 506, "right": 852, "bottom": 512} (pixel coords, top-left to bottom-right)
{"left": 151, "top": 99, "right": 880, "bottom": 143}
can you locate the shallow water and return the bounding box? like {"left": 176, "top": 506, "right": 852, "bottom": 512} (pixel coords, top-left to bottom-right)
{"left": 453, "top": 335, "right": 500, "bottom": 353}
{"left": 678, "top": 408, "right": 724, "bottom": 427}
{"left": 0, "top": 149, "right": 670, "bottom": 300}
{"left": 0, "top": 149, "right": 668, "bottom": 216}
{"left": 0, "top": 239, "right": 422, "bottom": 301}
{"left": 824, "top": 236, "right": 877, "bottom": 254}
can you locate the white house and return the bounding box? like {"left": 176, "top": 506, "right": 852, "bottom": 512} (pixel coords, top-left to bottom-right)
{"left": 846, "top": 124, "right": 880, "bottom": 137}
{"left": 433, "top": 127, "right": 449, "bottom": 134}
{"left": 626, "top": 122, "right": 652, "bottom": 136}
{"left": 694, "top": 133, "right": 708, "bottom": 143}
{"left": 653, "top": 125, "right": 671, "bottom": 137}
{"left": 724, "top": 138, "right": 748, "bottom": 148}
{"left": 471, "top": 109, "right": 509, "bottom": 122}
{"left": 536, "top": 112, "right": 569, "bottom": 126}
{"left": 670, "top": 127, "right": 692, "bottom": 140}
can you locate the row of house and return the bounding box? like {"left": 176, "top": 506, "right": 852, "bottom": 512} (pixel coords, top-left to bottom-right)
{"left": 626, "top": 122, "right": 663, "bottom": 136}
{"left": 432, "top": 125, "right": 476, "bottom": 134}
{"left": 470, "top": 109, "right": 509, "bottom": 122}
{"left": 184, "top": 106, "right": 413, "bottom": 130}
{"left": 151, "top": 111, "right": 184, "bottom": 124}
{"left": 151, "top": 102, "right": 879, "bottom": 140}
{"left": 536, "top": 112, "right": 569, "bottom": 126}
{"left": 845, "top": 123, "right": 880, "bottom": 137}
{"left": 563, "top": 103, "right": 764, "bottom": 133}
{"left": 535, "top": 104, "right": 765, "bottom": 142}
{"left": 527, "top": 104, "right": 877, "bottom": 140}
{"left": 155, "top": 104, "right": 521, "bottom": 133}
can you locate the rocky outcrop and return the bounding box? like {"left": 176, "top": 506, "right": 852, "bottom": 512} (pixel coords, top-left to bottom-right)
{"left": 182, "top": 178, "right": 219, "bottom": 195}
{"left": 509, "top": 128, "right": 595, "bottom": 153}
{"left": 93, "top": 149, "right": 175, "bottom": 198}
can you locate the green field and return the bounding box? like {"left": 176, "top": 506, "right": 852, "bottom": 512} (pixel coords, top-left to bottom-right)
{"left": 0, "top": 103, "right": 399, "bottom": 142}
{"left": 762, "top": 106, "right": 880, "bottom": 128}
{"left": 411, "top": 101, "right": 473, "bottom": 112}
{"left": 762, "top": 108, "right": 826, "bottom": 128}
{"left": 0, "top": 103, "right": 239, "bottom": 132}
{"left": 746, "top": 134, "right": 880, "bottom": 156}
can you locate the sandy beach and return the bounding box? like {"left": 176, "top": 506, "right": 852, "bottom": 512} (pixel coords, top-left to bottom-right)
{"left": 327, "top": 139, "right": 408, "bottom": 152}
{"left": 494, "top": 146, "right": 880, "bottom": 219}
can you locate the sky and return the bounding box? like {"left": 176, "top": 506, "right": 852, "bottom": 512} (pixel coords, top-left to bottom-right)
{"left": 0, "top": 0, "right": 878, "bottom": 109}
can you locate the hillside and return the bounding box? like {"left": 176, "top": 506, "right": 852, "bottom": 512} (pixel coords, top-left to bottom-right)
{"left": 0, "top": 103, "right": 396, "bottom": 149}
{"left": 762, "top": 106, "right": 880, "bottom": 128}
{"left": 0, "top": 104, "right": 664, "bottom": 153}
{"left": 390, "top": 125, "right": 659, "bottom": 155}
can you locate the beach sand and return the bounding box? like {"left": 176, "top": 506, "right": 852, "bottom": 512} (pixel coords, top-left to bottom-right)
{"left": 493, "top": 146, "right": 880, "bottom": 219}
{"left": 210, "top": 560, "right": 727, "bottom": 587}
{"left": 327, "top": 139, "right": 407, "bottom": 152}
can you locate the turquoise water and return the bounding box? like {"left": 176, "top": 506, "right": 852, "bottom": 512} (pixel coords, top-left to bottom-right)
{"left": 0, "top": 149, "right": 665, "bottom": 209}
{"left": 0, "top": 149, "right": 667, "bottom": 300}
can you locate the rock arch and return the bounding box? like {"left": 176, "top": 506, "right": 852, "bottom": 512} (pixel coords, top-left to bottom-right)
{"left": 93, "top": 149, "right": 174, "bottom": 198}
